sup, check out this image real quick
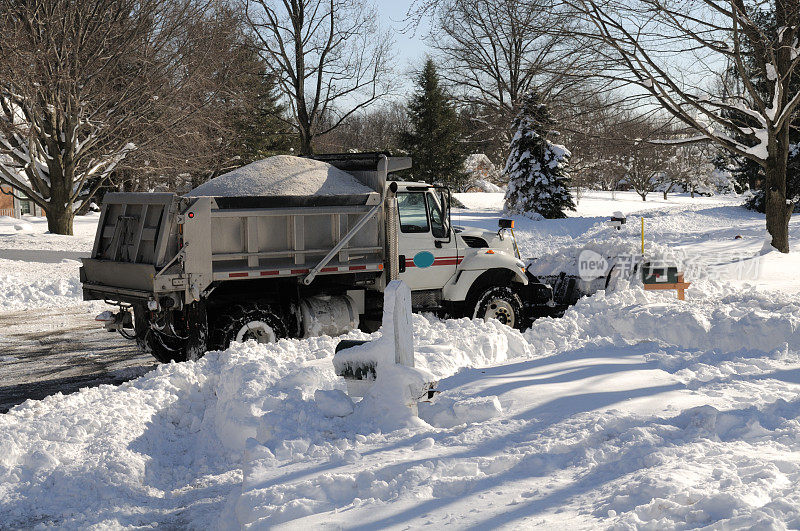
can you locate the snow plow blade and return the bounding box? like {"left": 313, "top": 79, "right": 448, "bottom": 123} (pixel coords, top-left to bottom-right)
{"left": 523, "top": 269, "right": 615, "bottom": 319}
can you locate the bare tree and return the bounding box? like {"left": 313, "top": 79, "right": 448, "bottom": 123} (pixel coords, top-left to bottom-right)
{"left": 661, "top": 144, "right": 716, "bottom": 199}
{"left": 425, "top": 0, "right": 600, "bottom": 162}
{"left": 623, "top": 144, "right": 670, "bottom": 201}
{"left": 0, "top": 0, "right": 223, "bottom": 235}
{"left": 130, "top": 7, "right": 294, "bottom": 193}
{"left": 565, "top": 0, "right": 800, "bottom": 252}
{"left": 246, "top": 0, "right": 394, "bottom": 155}
{"left": 315, "top": 102, "right": 408, "bottom": 153}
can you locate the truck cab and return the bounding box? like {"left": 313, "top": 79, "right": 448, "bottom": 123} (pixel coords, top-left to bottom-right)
{"left": 391, "top": 181, "right": 532, "bottom": 326}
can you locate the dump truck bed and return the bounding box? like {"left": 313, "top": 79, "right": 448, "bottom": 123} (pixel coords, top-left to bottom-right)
{"left": 183, "top": 192, "right": 385, "bottom": 288}
{"left": 82, "top": 155, "right": 397, "bottom": 303}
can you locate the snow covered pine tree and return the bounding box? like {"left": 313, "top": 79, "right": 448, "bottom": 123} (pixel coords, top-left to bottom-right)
{"left": 504, "top": 92, "right": 575, "bottom": 219}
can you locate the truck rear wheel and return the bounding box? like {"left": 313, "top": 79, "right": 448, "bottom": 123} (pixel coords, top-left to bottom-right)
{"left": 143, "top": 329, "right": 189, "bottom": 363}
{"left": 133, "top": 305, "right": 190, "bottom": 363}
{"left": 210, "top": 303, "right": 289, "bottom": 350}
{"left": 469, "top": 285, "right": 524, "bottom": 330}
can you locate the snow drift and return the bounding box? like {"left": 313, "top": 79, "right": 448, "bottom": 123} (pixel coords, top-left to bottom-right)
{"left": 185, "top": 155, "right": 373, "bottom": 197}
{"left": 3, "top": 284, "right": 800, "bottom": 528}
{"left": 0, "top": 314, "right": 528, "bottom": 528}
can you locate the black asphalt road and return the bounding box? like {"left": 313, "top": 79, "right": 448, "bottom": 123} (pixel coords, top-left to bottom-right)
{"left": 0, "top": 306, "right": 156, "bottom": 413}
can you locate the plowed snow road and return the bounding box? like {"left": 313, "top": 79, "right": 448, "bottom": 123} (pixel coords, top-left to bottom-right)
{"left": 0, "top": 306, "right": 155, "bottom": 413}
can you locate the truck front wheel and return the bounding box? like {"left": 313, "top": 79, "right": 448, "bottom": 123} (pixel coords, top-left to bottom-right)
{"left": 469, "top": 285, "right": 524, "bottom": 330}
{"left": 210, "top": 303, "right": 289, "bottom": 350}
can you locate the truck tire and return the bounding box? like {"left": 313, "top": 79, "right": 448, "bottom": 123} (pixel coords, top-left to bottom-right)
{"left": 469, "top": 285, "right": 525, "bottom": 330}
{"left": 133, "top": 304, "right": 190, "bottom": 363}
{"left": 210, "top": 303, "right": 289, "bottom": 350}
{"left": 144, "top": 329, "right": 189, "bottom": 363}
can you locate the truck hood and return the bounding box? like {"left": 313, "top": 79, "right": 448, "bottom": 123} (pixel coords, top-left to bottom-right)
{"left": 454, "top": 225, "right": 516, "bottom": 254}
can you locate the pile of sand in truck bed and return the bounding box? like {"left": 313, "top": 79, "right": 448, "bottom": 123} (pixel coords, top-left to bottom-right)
{"left": 186, "top": 155, "right": 374, "bottom": 197}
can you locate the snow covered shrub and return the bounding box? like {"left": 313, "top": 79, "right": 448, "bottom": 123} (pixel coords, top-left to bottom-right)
{"left": 503, "top": 92, "right": 575, "bottom": 219}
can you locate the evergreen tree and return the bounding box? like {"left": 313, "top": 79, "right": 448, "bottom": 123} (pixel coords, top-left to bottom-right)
{"left": 232, "top": 55, "right": 294, "bottom": 164}
{"left": 401, "top": 59, "right": 467, "bottom": 189}
{"left": 504, "top": 92, "right": 575, "bottom": 219}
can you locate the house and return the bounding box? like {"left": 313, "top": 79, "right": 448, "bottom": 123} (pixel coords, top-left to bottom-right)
{"left": 0, "top": 184, "right": 44, "bottom": 217}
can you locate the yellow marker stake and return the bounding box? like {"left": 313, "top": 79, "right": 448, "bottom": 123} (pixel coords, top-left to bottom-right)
{"left": 641, "top": 217, "right": 645, "bottom": 256}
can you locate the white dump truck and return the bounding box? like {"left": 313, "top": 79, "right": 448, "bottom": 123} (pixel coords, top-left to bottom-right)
{"left": 81, "top": 153, "right": 557, "bottom": 362}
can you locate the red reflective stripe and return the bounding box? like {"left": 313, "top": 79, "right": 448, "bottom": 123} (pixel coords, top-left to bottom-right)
{"left": 229, "top": 272, "right": 249, "bottom": 278}
{"left": 291, "top": 268, "right": 310, "bottom": 274}
{"left": 402, "top": 255, "right": 462, "bottom": 268}
{"left": 321, "top": 267, "right": 338, "bottom": 272}
{"left": 260, "top": 271, "right": 279, "bottom": 276}
{"left": 349, "top": 265, "right": 367, "bottom": 271}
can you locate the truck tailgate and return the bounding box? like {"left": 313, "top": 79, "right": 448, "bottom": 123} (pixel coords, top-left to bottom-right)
{"left": 81, "top": 259, "right": 157, "bottom": 293}
{"left": 92, "top": 192, "right": 177, "bottom": 266}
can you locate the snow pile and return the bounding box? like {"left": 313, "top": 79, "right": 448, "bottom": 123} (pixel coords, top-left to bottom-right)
{"left": 0, "top": 314, "right": 526, "bottom": 528}
{"left": 13, "top": 221, "right": 33, "bottom": 233}
{"left": 185, "top": 155, "right": 374, "bottom": 197}
{"left": 3, "top": 286, "right": 800, "bottom": 528}
{"left": 577, "top": 400, "right": 800, "bottom": 528}
{"left": 521, "top": 284, "right": 800, "bottom": 359}
{"left": 419, "top": 395, "right": 503, "bottom": 428}
{"left": 314, "top": 389, "right": 354, "bottom": 417}
{"left": 0, "top": 259, "right": 83, "bottom": 311}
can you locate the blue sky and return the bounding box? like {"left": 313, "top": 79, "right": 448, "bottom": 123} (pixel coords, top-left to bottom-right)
{"left": 377, "top": 0, "right": 431, "bottom": 69}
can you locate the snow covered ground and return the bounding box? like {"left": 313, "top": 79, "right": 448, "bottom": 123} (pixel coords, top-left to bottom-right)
{"left": 0, "top": 213, "right": 99, "bottom": 311}
{"left": 2, "top": 192, "right": 800, "bottom": 529}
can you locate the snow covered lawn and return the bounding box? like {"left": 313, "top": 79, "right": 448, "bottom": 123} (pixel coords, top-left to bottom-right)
{"left": 2, "top": 193, "right": 800, "bottom": 528}
{"left": 0, "top": 213, "right": 100, "bottom": 311}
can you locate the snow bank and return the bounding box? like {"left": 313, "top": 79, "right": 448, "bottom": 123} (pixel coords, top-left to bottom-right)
{"left": 572, "top": 399, "right": 800, "bottom": 529}
{"left": 0, "top": 259, "right": 83, "bottom": 311}
{"left": 419, "top": 395, "right": 503, "bottom": 428}
{"left": 0, "top": 314, "right": 526, "bottom": 528}
{"left": 314, "top": 389, "right": 354, "bottom": 417}
{"left": 3, "top": 285, "right": 800, "bottom": 528}
{"left": 185, "top": 155, "right": 373, "bottom": 197}
{"left": 523, "top": 284, "right": 800, "bottom": 358}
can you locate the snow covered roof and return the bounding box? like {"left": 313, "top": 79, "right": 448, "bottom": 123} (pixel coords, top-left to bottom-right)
{"left": 186, "top": 155, "right": 374, "bottom": 197}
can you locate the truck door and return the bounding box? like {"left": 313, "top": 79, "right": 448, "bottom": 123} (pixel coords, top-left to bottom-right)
{"left": 396, "top": 189, "right": 459, "bottom": 291}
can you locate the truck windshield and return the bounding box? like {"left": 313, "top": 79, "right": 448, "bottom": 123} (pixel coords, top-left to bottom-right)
{"left": 397, "top": 193, "right": 430, "bottom": 233}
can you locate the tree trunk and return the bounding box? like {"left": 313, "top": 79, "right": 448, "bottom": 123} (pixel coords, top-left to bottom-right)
{"left": 300, "top": 135, "right": 313, "bottom": 156}
{"left": 663, "top": 191, "right": 668, "bottom": 200}
{"left": 764, "top": 163, "right": 792, "bottom": 253}
{"left": 299, "top": 125, "right": 314, "bottom": 156}
{"left": 764, "top": 125, "right": 792, "bottom": 253}
{"left": 45, "top": 202, "right": 74, "bottom": 235}
{"left": 640, "top": 192, "right": 647, "bottom": 201}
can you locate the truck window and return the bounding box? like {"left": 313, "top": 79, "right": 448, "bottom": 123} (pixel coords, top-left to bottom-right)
{"left": 397, "top": 193, "right": 430, "bottom": 233}
{"left": 427, "top": 192, "right": 447, "bottom": 239}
